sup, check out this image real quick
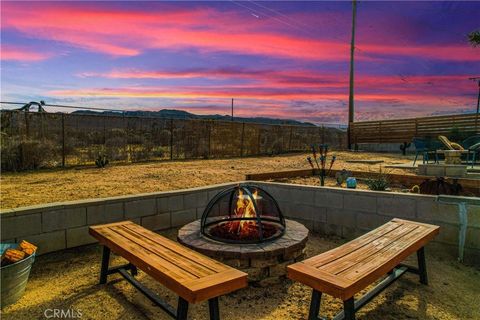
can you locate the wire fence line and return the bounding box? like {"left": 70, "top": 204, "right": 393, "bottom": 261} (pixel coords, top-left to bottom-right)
{"left": 0, "top": 110, "right": 347, "bottom": 171}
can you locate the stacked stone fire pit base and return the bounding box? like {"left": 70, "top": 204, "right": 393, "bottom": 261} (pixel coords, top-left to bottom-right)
{"left": 177, "top": 219, "right": 308, "bottom": 286}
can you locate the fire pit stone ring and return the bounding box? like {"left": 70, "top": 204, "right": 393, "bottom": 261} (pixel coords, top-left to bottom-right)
{"left": 178, "top": 219, "right": 308, "bottom": 285}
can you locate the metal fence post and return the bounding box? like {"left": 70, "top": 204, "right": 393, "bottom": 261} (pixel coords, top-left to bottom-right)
{"left": 240, "top": 122, "right": 245, "bottom": 157}
{"left": 288, "top": 126, "right": 293, "bottom": 151}
{"left": 169, "top": 119, "right": 174, "bottom": 160}
{"left": 62, "top": 114, "right": 66, "bottom": 167}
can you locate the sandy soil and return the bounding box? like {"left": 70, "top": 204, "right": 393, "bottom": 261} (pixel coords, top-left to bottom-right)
{"left": 2, "top": 228, "right": 478, "bottom": 320}
{"left": 0, "top": 151, "right": 413, "bottom": 209}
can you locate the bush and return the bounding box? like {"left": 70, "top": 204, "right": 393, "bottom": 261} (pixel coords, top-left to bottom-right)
{"left": 365, "top": 168, "right": 390, "bottom": 191}
{"left": 1, "top": 137, "right": 59, "bottom": 171}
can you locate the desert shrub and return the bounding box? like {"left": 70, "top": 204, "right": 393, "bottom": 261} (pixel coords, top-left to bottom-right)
{"left": 365, "top": 169, "right": 390, "bottom": 191}
{"left": 1, "top": 136, "right": 59, "bottom": 171}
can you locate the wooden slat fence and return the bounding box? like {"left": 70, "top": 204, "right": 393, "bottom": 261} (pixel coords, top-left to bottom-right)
{"left": 351, "top": 113, "right": 479, "bottom": 144}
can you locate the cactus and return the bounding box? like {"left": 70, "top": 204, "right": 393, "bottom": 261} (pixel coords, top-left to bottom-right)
{"left": 400, "top": 142, "right": 411, "bottom": 155}
{"left": 95, "top": 154, "right": 109, "bottom": 168}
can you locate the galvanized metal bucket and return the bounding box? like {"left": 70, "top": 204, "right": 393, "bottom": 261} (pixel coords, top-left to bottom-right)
{"left": 0, "top": 243, "right": 35, "bottom": 309}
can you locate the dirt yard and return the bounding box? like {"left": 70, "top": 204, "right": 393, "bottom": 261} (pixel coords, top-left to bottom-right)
{"left": 0, "top": 151, "right": 413, "bottom": 209}
{"left": 2, "top": 228, "right": 478, "bottom": 320}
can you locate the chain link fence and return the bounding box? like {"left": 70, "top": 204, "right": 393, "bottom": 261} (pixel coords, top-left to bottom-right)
{"left": 0, "top": 110, "right": 346, "bottom": 171}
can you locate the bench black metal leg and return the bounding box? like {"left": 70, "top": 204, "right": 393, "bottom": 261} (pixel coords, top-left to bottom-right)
{"left": 130, "top": 264, "right": 138, "bottom": 276}
{"left": 343, "top": 298, "right": 355, "bottom": 320}
{"left": 308, "top": 289, "right": 322, "bottom": 320}
{"left": 417, "top": 247, "right": 428, "bottom": 285}
{"left": 99, "top": 246, "right": 111, "bottom": 284}
{"left": 208, "top": 297, "right": 220, "bottom": 320}
{"left": 176, "top": 297, "right": 189, "bottom": 320}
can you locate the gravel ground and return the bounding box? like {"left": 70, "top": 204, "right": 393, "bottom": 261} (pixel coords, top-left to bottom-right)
{"left": 0, "top": 151, "right": 413, "bottom": 209}
{"left": 2, "top": 229, "right": 479, "bottom": 320}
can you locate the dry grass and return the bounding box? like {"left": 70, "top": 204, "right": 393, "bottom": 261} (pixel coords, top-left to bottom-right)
{"left": 0, "top": 151, "right": 413, "bottom": 209}
{"left": 2, "top": 229, "right": 478, "bottom": 320}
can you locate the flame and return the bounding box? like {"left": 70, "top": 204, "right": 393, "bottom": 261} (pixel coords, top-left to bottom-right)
{"left": 227, "top": 189, "right": 259, "bottom": 237}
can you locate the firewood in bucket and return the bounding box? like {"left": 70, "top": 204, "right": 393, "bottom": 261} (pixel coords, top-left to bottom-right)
{"left": 19, "top": 240, "right": 38, "bottom": 256}
{"left": 1, "top": 249, "right": 26, "bottom": 266}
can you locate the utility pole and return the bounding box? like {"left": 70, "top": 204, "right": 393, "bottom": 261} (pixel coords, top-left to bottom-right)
{"left": 469, "top": 77, "right": 480, "bottom": 130}
{"left": 231, "top": 98, "right": 234, "bottom": 121}
{"left": 347, "top": 0, "right": 357, "bottom": 150}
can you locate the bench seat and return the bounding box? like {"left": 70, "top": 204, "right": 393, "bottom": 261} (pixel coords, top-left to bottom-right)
{"left": 90, "top": 221, "right": 248, "bottom": 319}
{"left": 288, "top": 218, "right": 439, "bottom": 320}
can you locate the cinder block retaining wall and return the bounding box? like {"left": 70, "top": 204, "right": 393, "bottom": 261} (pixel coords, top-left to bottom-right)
{"left": 0, "top": 183, "right": 235, "bottom": 254}
{"left": 1, "top": 181, "right": 479, "bottom": 266}
{"left": 256, "top": 182, "right": 480, "bottom": 266}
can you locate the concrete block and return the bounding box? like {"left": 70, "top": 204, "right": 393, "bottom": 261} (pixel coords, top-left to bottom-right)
{"left": 315, "top": 190, "right": 343, "bottom": 209}
{"left": 171, "top": 209, "right": 196, "bottom": 227}
{"left": 417, "top": 200, "right": 459, "bottom": 225}
{"left": 141, "top": 213, "right": 171, "bottom": 231}
{"left": 87, "top": 202, "right": 124, "bottom": 225}
{"left": 467, "top": 205, "right": 480, "bottom": 228}
{"left": 184, "top": 191, "right": 208, "bottom": 209}
{"left": 284, "top": 204, "right": 319, "bottom": 221}
{"left": 435, "top": 223, "right": 459, "bottom": 245}
{"left": 157, "top": 197, "right": 170, "bottom": 214}
{"left": 445, "top": 165, "right": 467, "bottom": 177}
{"left": 1, "top": 214, "right": 42, "bottom": 240}
{"left": 168, "top": 195, "right": 184, "bottom": 212}
{"left": 343, "top": 194, "right": 376, "bottom": 213}
{"left": 125, "top": 198, "right": 156, "bottom": 218}
{"left": 66, "top": 226, "right": 96, "bottom": 248}
{"left": 357, "top": 212, "right": 390, "bottom": 230}
{"left": 43, "top": 208, "right": 86, "bottom": 232}
{"left": 377, "top": 196, "right": 416, "bottom": 218}
{"left": 291, "top": 189, "right": 314, "bottom": 205}
{"left": 24, "top": 230, "right": 66, "bottom": 254}
{"left": 342, "top": 226, "right": 361, "bottom": 239}
{"left": 196, "top": 207, "right": 206, "bottom": 219}
{"left": 426, "top": 165, "right": 445, "bottom": 177}
{"left": 326, "top": 208, "right": 356, "bottom": 227}
{"left": 466, "top": 227, "right": 480, "bottom": 249}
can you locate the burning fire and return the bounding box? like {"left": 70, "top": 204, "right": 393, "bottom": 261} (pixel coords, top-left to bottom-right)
{"left": 209, "top": 188, "right": 279, "bottom": 242}
{"left": 226, "top": 189, "right": 259, "bottom": 237}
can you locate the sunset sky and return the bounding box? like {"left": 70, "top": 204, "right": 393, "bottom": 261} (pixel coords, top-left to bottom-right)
{"left": 1, "top": 1, "right": 479, "bottom": 124}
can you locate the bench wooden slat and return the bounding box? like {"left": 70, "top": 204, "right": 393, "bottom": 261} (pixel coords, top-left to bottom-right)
{"left": 110, "top": 225, "right": 216, "bottom": 278}
{"left": 306, "top": 221, "right": 401, "bottom": 267}
{"left": 122, "top": 223, "right": 229, "bottom": 273}
{"left": 287, "top": 219, "right": 439, "bottom": 300}
{"left": 321, "top": 223, "right": 417, "bottom": 274}
{"left": 99, "top": 227, "right": 197, "bottom": 281}
{"left": 90, "top": 221, "right": 248, "bottom": 303}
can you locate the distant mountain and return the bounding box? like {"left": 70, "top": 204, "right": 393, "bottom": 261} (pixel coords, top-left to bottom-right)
{"left": 72, "top": 109, "right": 317, "bottom": 126}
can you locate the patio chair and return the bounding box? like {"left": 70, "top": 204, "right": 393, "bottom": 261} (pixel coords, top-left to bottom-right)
{"left": 412, "top": 137, "right": 439, "bottom": 166}
{"left": 461, "top": 135, "right": 480, "bottom": 166}
{"left": 438, "top": 135, "right": 478, "bottom": 167}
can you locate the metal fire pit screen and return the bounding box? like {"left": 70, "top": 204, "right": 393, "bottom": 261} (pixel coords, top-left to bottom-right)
{"left": 200, "top": 184, "right": 285, "bottom": 244}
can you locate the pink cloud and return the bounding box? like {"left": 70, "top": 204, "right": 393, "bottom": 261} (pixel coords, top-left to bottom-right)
{"left": 3, "top": 3, "right": 477, "bottom": 62}
{"left": 1, "top": 45, "right": 52, "bottom": 62}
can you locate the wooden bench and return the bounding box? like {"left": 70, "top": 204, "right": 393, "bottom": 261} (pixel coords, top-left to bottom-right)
{"left": 287, "top": 218, "right": 439, "bottom": 320}
{"left": 89, "top": 221, "right": 248, "bottom": 320}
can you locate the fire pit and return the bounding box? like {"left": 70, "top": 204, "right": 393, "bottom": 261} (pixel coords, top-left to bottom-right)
{"left": 201, "top": 184, "right": 285, "bottom": 244}
{"left": 178, "top": 184, "right": 308, "bottom": 285}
